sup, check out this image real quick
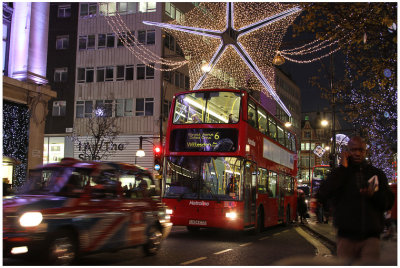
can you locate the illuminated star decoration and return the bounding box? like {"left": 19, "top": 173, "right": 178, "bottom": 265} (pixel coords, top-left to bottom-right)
{"left": 144, "top": 3, "right": 301, "bottom": 116}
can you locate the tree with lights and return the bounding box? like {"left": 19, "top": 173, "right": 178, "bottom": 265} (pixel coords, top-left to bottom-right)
{"left": 70, "top": 106, "right": 121, "bottom": 161}
{"left": 3, "top": 102, "right": 30, "bottom": 187}
{"left": 291, "top": 2, "right": 397, "bottom": 179}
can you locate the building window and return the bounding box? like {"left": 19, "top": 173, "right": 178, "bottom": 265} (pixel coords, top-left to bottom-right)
{"left": 105, "top": 66, "right": 114, "bottom": 81}
{"left": 80, "top": 3, "right": 97, "bottom": 17}
{"left": 137, "top": 64, "right": 145, "bottom": 80}
{"left": 138, "top": 30, "right": 155, "bottom": 45}
{"left": 99, "top": 2, "right": 116, "bottom": 16}
{"left": 95, "top": 100, "right": 113, "bottom": 117}
{"left": 147, "top": 30, "right": 155, "bottom": 44}
{"left": 54, "top": 67, "right": 68, "bottom": 82}
{"left": 116, "top": 99, "right": 133, "bottom": 117}
{"left": 97, "top": 66, "right": 114, "bottom": 82}
{"left": 98, "top": 34, "right": 106, "bottom": 49}
{"left": 139, "top": 2, "right": 156, "bottom": 13}
{"left": 137, "top": 64, "right": 154, "bottom": 80}
{"left": 146, "top": 64, "right": 154, "bottom": 79}
{"left": 79, "top": 35, "right": 95, "bottom": 50}
{"left": 76, "top": 101, "right": 93, "bottom": 118}
{"left": 56, "top": 35, "right": 69, "bottom": 50}
{"left": 304, "top": 131, "right": 311, "bottom": 139}
{"left": 52, "top": 101, "right": 66, "bottom": 117}
{"left": 106, "top": 33, "right": 115, "bottom": 48}
{"left": 136, "top": 98, "right": 154, "bottom": 116}
{"left": 117, "top": 32, "right": 126, "bottom": 47}
{"left": 165, "top": 3, "right": 184, "bottom": 22}
{"left": 126, "top": 65, "right": 134, "bottom": 80}
{"left": 116, "top": 65, "right": 125, "bottom": 81}
{"left": 164, "top": 32, "right": 175, "bottom": 51}
{"left": 118, "top": 2, "right": 136, "bottom": 14}
{"left": 77, "top": 67, "right": 94, "bottom": 83}
{"left": 126, "top": 31, "right": 135, "bottom": 46}
{"left": 58, "top": 4, "right": 71, "bottom": 18}
{"left": 96, "top": 67, "right": 105, "bottom": 82}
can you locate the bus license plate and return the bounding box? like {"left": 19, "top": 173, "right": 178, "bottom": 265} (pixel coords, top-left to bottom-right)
{"left": 189, "top": 220, "right": 207, "bottom": 226}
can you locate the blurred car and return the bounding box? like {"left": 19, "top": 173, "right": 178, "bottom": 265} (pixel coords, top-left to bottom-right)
{"left": 3, "top": 158, "right": 172, "bottom": 265}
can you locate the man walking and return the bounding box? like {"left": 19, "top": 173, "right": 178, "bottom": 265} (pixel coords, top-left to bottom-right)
{"left": 317, "top": 136, "right": 394, "bottom": 264}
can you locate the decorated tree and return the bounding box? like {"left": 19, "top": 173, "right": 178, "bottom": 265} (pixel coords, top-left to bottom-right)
{"left": 70, "top": 105, "right": 121, "bottom": 161}
{"left": 291, "top": 2, "right": 397, "bottom": 179}
{"left": 3, "top": 102, "right": 30, "bottom": 186}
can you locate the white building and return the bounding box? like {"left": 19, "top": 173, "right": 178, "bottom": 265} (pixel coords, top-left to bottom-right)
{"left": 73, "top": 2, "right": 193, "bottom": 171}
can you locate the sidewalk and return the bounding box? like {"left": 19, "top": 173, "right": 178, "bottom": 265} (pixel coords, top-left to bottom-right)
{"left": 301, "top": 213, "right": 397, "bottom": 265}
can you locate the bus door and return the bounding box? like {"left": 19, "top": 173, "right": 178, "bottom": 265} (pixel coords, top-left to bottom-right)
{"left": 244, "top": 161, "right": 257, "bottom": 226}
{"left": 277, "top": 174, "right": 285, "bottom": 219}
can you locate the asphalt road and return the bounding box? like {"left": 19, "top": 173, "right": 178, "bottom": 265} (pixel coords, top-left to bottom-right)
{"left": 4, "top": 224, "right": 326, "bottom": 266}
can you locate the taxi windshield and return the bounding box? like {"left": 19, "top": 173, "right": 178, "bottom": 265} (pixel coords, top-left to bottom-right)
{"left": 18, "top": 168, "right": 76, "bottom": 195}
{"left": 173, "top": 91, "right": 241, "bottom": 124}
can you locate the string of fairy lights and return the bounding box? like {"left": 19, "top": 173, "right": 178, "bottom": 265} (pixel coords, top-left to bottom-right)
{"left": 99, "top": 2, "right": 351, "bottom": 90}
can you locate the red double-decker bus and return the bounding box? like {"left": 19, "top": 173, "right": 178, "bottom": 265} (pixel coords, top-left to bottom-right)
{"left": 161, "top": 88, "right": 298, "bottom": 232}
{"left": 309, "top": 165, "right": 330, "bottom": 213}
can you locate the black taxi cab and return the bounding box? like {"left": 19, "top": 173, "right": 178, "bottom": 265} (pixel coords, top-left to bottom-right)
{"left": 3, "top": 158, "right": 172, "bottom": 265}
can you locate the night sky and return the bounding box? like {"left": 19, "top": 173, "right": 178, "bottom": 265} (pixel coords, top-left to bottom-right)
{"left": 279, "top": 23, "right": 350, "bottom": 129}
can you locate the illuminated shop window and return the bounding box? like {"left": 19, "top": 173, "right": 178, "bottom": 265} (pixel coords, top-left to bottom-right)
{"left": 43, "top": 137, "right": 65, "bottom": 164}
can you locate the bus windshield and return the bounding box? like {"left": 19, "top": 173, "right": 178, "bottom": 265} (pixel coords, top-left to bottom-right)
{"left": 163, "top": 156, "right": 243, "bottom": 201}
{"left": 173, "top": 91, "right": 241, "bottom": 124}
{"left": 311, "top": 166, "right": 330, "bottom": 197}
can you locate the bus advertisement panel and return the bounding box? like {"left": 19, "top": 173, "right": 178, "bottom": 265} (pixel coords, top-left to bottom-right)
{"left": 162, "top": 89, "right": 298, "bottom": 232}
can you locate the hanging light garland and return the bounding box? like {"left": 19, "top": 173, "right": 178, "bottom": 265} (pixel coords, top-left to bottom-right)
{"left": 98, "top": 3, "right": 189, "bottom": 71}
{"left": 142, "top": 2, "right": 301, "bottom": 116}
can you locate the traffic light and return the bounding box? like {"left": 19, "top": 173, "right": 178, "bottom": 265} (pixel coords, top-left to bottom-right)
{"left": 153, "top": 145, "right": 163, "bottom": 173}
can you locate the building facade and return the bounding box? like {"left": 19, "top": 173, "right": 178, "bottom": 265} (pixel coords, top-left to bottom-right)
{"left": 299, "top": 110, "right": 341, "bottom": 185}
{"left": 274, "top": 67, "right": 301, "bottom": 145}
{"left": 44, "top": 3, "right": 79, "bottom": 164}
{"left": 44, "top": 2, "right": 194, "bottom": 171}
{"left": 3, "top": 2, "right": 56, "bottom": 186}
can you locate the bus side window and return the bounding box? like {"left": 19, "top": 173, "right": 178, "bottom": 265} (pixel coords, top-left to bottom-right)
{"left": 248, "top": 101, "right": 257, "bottom": 128}
{"left": 257, "top": 108, "right": 268, "bottom": 135}
{"left": 258, "top": 168, "right": 267, "bottom": 193}
{"left": 268, "top": 171, "right": 277, "bottom": 198}
{"left": 268, "top": 117, "right": 277, "bottom": 140}
{"left": 277, "top": 126, "right": 285, "bottom": 146}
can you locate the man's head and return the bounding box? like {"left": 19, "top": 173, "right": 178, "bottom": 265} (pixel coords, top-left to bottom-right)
{"left": 347, "top": 136, "right": 367, "bottom": 164}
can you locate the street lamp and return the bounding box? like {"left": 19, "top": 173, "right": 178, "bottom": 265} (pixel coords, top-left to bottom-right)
{"left": 136, "top": 136, "right": 146, "bottom": 157}
{"left": 321, "top": 119, "right": 329, "bottom": 127}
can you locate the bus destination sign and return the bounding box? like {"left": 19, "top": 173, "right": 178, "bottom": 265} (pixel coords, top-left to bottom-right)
{"left": 170, "top": 129, "right": 238, "bottom": 152}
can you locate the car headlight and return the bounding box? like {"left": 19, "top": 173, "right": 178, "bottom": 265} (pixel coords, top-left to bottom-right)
{"left": 19, "top": 212, "right": 43, "bottom": 227}
{"left": 166, "top": 209, "right": 173, "bottom": 215}
{"left": 226, "top": 211, "right": 237, "bottom": 220}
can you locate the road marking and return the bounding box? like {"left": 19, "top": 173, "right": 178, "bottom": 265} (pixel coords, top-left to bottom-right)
{"left": 273, "top": 233, "right": 280, "bottom": 236}
{"left": 240, "top": 242, "right": 252, "bottom": 247}
{"left": 214, "top": 249, "right": 233, "bottom": 255}
{"left": 181, "top": 257, "right": 207, "bottom": 265}
{"left": 294, "top": 227, "right": 332, "bottom": 257}
{"left": 259, "top": 236, "right": 269, "bottom": 240}
{"left": 282, "top": 230, "right": 289, "bottom": 233}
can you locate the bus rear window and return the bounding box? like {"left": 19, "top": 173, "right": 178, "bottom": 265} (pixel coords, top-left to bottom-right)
{"left": 173, "top": 91, "right": 241, "bottom": 124}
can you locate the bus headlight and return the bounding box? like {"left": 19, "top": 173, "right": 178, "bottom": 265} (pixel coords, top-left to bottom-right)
{"left": 19, "top": 212, "right": 43, "bottom": 227}
{"left": 226, "top": 212, "right": 237, "bottom": 220}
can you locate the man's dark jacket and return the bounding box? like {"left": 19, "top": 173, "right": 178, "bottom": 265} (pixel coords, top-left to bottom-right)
{"left": 317, "top": 161, "right": 394, "bottom": 240}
